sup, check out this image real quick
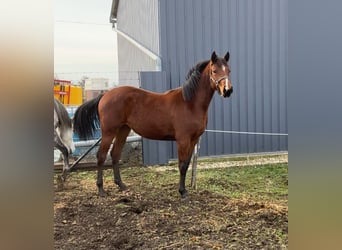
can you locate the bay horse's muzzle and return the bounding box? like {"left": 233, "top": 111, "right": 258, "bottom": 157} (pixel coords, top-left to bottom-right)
{"left": 223, "top": 86, "right": 233, "bottom": 98}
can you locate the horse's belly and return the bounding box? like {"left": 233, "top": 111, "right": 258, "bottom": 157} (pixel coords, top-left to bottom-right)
{"left": 131, "top": 126, "right": 176, "bottom": 141}
{"left": 128, "top": 118, "right": 175, "bottom": 141}
{"left": 126, "top": 104, "right": 176, "bottom": 140}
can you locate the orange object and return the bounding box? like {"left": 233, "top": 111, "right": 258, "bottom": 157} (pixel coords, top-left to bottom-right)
{"left": 54, "top": 79, "right": 83, "bottom": 105}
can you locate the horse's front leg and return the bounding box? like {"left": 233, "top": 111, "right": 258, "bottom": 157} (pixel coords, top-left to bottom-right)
{"left": 177, "top": 139, "right": 197, "bottom": 198}
{"left": 178, "top": 157, "right": 192, "bottom": 198}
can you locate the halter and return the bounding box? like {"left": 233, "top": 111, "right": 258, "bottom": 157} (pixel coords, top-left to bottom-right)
{"left": 210, "top": 74, "right": 230, "bottom": 91}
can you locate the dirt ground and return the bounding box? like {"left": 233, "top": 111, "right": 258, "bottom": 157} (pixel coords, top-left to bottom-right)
{"left": 54, "top": 151, "right": 288, "bottom": 249}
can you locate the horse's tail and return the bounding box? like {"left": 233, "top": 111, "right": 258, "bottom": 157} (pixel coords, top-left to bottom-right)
{"left": 73, "top": 94, "right": 104, "bottom": 140}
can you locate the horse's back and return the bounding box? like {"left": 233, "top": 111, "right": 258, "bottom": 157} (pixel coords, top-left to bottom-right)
{"left": 103, "top": 85, "right": 177, "bottom": 98}
{"left": 100, "top": 86, "right": 182, "bottom": 109}
{"left": 97, "top": 86, "right": 184, "bottom": 139}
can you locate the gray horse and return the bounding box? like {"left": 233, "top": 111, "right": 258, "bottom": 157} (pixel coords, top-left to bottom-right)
{"left": 54, "top": 98, "right": 75, "bottom": 181}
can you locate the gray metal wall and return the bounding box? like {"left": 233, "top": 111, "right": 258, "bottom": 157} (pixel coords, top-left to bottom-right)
{"left": 139, "top": 71, "right": 170, "bottom": 165}
{"left": 157, "top": 0, "right": 288, "bottom": 161}
{"left": 115, "top": 0, "right": 288, "bottom": 164}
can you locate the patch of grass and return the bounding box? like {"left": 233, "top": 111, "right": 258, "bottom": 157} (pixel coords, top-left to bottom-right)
{"left": 56, "top": 163, "right": 288, "bottom": 204}
{"left": 114, "top": 203, "right": 130, "bottom": 209}
{"left": 67, "top": 170, "right": 96, "bottom": 180}
{"left": 197, "top": 163, "right": 288, "bottom": 202}
{"left": 120, "top": 163, "right": 288, "bottom": 204}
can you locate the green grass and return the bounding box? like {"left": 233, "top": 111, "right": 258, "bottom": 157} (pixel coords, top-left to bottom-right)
{"left": 127, "top": 163, "right": 288, "bottom": 203}
{"left": 62, "top": 162, "right": 288, "bottom": 203}
{"left": 197, "top": 163, "right": 288, "bottom": 202}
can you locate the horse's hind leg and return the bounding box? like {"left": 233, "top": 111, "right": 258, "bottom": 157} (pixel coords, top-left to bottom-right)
{"left": 110, "top": 125, "right": 131, "bottom": 191}
{"left": 60, "top": 151, "right": 70, "bottom": 181}
{"left": 96, "top": 134, "right": 115, "bottom": 197}
{"left": 54, "top": 130, "right": 70, "bottom": 182}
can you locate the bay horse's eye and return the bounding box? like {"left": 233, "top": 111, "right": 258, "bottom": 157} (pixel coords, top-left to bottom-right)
{"left": 212, "top": 70, "right": 217, "bottom": 74}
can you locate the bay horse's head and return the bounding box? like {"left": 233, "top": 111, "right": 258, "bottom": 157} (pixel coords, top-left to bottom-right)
{"left": 209, "top": 51, "right": 233, "bottom": 98}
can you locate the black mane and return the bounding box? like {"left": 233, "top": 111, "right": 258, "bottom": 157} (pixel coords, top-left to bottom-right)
{"left": 182, "top": 60, "right": 209, "bottom": 101}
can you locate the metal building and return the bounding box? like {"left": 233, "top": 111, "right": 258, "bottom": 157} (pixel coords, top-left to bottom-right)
{"left": 110, "top": 0, "right": 288, "bottom": 165}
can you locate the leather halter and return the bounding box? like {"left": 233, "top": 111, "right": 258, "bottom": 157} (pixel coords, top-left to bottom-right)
{"left": 210, "top": 74, "right": 229, "bottom": 91}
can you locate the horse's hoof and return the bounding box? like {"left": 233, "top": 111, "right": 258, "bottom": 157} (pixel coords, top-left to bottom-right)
{"left": 181, "top": 194, "right": 188, "bottom": 200}
{"left": 56, "top": 177, "right": 64, "bottom": 191}
{"left": 57, "top": 174, "right": 66, "bottom": 183}
{"left": 179, "top": 189, "right": 188, "bottom": 199}
{"left": 98, "top": 189, "right": 108, "bottom": 197}
{"left": 118, "top": 183, "right": 128, "bottom": 191}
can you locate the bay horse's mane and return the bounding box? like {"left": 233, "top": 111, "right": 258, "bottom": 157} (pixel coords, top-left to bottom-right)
{"left": 182, "top": 60, "right": 210, "bottom": 101}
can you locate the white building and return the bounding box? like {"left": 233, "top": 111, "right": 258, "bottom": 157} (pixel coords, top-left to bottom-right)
{"left": 84, "top": 78, "right": 109, "bottom": 101}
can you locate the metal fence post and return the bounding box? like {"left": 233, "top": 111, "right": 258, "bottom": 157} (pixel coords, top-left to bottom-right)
{"left": 191, "top": 137, "right": 201, "bottom": 189}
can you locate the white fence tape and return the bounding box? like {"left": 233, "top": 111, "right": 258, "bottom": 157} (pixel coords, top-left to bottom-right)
{"left": 205, "top": 129, "right": 288, "bottom": 136}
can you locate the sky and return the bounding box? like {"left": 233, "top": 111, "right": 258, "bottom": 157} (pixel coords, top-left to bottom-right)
{"left": 54, "top": 0, "right": 118, "bottom": 87}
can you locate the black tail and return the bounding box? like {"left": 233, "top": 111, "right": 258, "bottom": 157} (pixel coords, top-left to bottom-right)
{"left": 73, "top": 94, "right": 104, "bottom": 140}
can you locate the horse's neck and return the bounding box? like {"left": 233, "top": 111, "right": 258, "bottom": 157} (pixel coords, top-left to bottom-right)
{"left": 194, "top": 69, "right": 215, "bottom": 111}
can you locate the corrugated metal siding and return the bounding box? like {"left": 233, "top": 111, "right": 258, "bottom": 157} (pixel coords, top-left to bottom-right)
{"left": 158, "top": 0, "right": 288, "bottom": 159}
{"left": 139, "top": 71, "right": 170, "bottom": 165}
{"left": 115, "top": 0, "right": 287, "bottom": 164}
{"left": 116, "top": 0, "right": 159, "bottom": 54}
{"left": 117, "top": 35, "right": 158, "bottom": 87}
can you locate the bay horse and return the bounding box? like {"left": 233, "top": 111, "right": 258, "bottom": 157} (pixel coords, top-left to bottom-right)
{"left": 54, "top": 98, "right": 75, "bottom": 181}
{"left": 73, "top": 51, "right": 233, "bottom": 198}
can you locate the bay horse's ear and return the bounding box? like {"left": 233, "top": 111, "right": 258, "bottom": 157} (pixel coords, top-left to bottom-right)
{"left": 224, "top": 51, "right": 230, "bottom": 62}
{"left": 211, "top": 51, "right": 217, "bottom": 62}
